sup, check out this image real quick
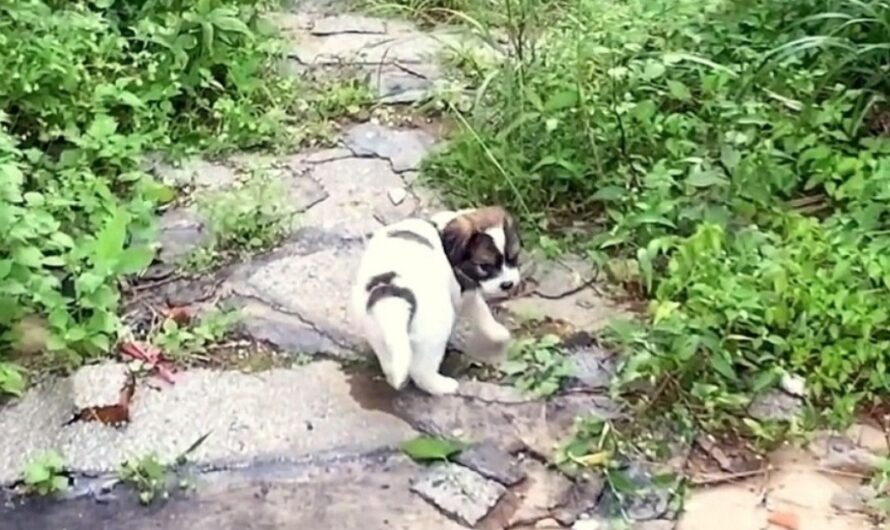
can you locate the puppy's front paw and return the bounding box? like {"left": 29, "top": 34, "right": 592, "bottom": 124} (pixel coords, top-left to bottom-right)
{"left": 414, "top": 374, "right": 460, "bottom": 396}
{"left": 487, "top": 323, "right": 511, "bottom": 346}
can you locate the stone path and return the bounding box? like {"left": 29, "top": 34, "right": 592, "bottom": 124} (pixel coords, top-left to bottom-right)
{"left": 1, "top": 2, "right": 887, "bottom": 530}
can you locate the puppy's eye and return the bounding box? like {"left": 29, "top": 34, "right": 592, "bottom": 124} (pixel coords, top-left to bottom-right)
{"left": 506, "top": 254, "right": 519, "bottom": 267}
{"left": 476, "top": 263, "right": 497, "bottom": 277}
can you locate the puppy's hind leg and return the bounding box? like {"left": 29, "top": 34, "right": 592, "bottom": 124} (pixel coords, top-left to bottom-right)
{"left": 409, "top": 337, "right": 458, "bottom": 395}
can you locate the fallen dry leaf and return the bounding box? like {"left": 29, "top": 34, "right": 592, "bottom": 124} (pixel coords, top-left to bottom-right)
{"left": 163, "top": 306, "right": 192, "bottom": 325}
{"left": 768, "top": 510, "right": 800, "bottom": 530}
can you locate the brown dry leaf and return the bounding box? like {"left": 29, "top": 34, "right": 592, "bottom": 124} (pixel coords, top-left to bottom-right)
{"left": 767, "top": 510, "right": 800, "bottom": 530}
{"left": 164, "top": 306, "right": 192, "bottom": 325}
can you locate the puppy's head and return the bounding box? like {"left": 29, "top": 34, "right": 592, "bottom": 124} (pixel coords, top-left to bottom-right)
{"left": 440, "top": 206, "right": 522, "bottom": 297}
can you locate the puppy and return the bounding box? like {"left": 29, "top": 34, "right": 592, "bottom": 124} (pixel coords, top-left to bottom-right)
{"left": 350, "top": 207, "right": 521, "bottom": 395}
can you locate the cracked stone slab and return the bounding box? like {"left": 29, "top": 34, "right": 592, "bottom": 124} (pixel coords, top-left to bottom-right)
{"left": 343, "top": 123, "right": 437, "bottom": 172}
{"left": 300, "top": 156, "right": 418, "bottom": 236}
{"left": 288, "top": 28, "right": 460, "bottom": 66}
{"left": 0, "top": 362, "right": 414, "bottom": 484}
{"left": 3, "top": 454, "right": 466, "bottom": 530}
{"left": 508, "top": 459, "right": 574, "bottom": 526}
{"left": 394, "top": 388, "right": 622, "bottom": 457}
{"left": 412, "top": 463, "right": 506, "bottom": 526}
{"left": 370, "top": 63, "right": 443, "bottom": 104}
{"left": 226, "top": 234, "right": 365, "bottom": 349}
{"left": 235, "top": 298, "right": 349, "bottom": 357}
{"left": 454, "top": 441, "right": 525, "bottom": 486}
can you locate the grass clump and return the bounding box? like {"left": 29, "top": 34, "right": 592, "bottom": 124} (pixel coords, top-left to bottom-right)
{"left": 425, "top": 0, "right": 890, "bottom": 434}
{"left": 0, "top": 0, "right": 298, "bottom": 392}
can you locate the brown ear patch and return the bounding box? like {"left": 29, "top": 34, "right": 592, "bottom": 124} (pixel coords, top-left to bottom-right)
{"left": 503, "top": 212, "right": 521, "bottom": 264}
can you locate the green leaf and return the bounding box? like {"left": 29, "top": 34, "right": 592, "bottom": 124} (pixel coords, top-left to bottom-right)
{"left": 14, "top": 247, "right": 43, "bottom": 268}
{"left": 87, "top": 115, "right": 118, "bottom": 139}
{"left": 686, "top": 167, "right": 728, "bottom": 188}
{"left": 544, "top": 90, "right": 579, "bottom": 112}
{"left": 709, "top": 353, "right": 737, "bottom": 381}
{"left": 0, "top": 363, "right": 26, "bottom": 397}
{"left": 666, "top": 80, "right": 692, "bottom": 101}
{"left": 94, "top": 210, "right": 129, "bottom": 270}
{"left": 23, "top": 464, "right": 50, "bottom": 485}
{"left": 400, "top": 435, "right": 465, "bottom": 462}
{"left": 644, "top": 61, "right": 666, "bottom": 79}
{"left": 116, "top": 247, "right": 155, "bottom": 275}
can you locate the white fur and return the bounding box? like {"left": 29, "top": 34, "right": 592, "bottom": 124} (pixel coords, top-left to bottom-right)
{"left": 350, "top": 214, "right": 516, "bottom": 395}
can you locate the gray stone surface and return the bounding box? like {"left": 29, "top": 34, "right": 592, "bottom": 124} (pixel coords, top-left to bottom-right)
{"left": 3, "top": 454, "right": 466, "bottom": 530}
{"left": 300, "top": 156, "right": 418, "bottom": 235}
{"left": 552, "top": 477, "right": 606, "bottom": 526}
{"left": 236, "top": 298, "right": 348, "bottom": 356}
{"left": 394, "top": 387, "right": 622, "bottom": 457}
{"left": 344, "top": 122, "right": 436, "bottom": 173}
{"left": 152, "top": 157, "right": 238, "bottom": 189}
{"left": 70, "top": 362, "right": 130, "bottom": 411}
{"left": 454, "top": 441, "right": 525, "bottom": 486}
{"left": 157, "top": 207, "right": 208, "bottom": 263}
{"left": 508, "top": 459, "right": 574, "bottom": 526}
{"left": 747, "top": 389, "right": 804, "bottom": 422}
{"left": 566, "top": 344, "right": 615, "bottom": 391}
{"left": 225, "top": 234, "right": 365, "bottom": 349}
{"left": 310, "top": 15, "right": 387, "bottom": 35}
{"left": 412, "top": 463, "right": 506, "bottom": 526}
{"left": 0, "top": 362, "right": 414, "bottom": 484}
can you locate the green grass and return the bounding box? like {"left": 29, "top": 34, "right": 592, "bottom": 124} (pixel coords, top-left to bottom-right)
{"left": 422, "top": 0, "right": 890, "bottom": 437}
{"left": 0, "top": 0, "right": 372, "bottom": 395}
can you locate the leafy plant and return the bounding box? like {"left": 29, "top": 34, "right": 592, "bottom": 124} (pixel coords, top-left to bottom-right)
{"left": 0, "top": 362, "right": 26, "bottom": 397}
{"left": 119, "top": 453, "right": 169, "bottom": 505}
{"left": 0, "top": 0, "right": 295, "bottom": 387}
{"left": 401, "top": 435, "right": 466, "bottom": 462}
{"left": 424, "top": 0, "right": 890, "bottom": 436}
{"left": 22, "top": 450, "right": 68, "bottom": 496}
{"left": 501, "top": 334, "right": 574, "bottom": 397}
{"left": 152, "top": 309, "right": 238, "bottom": 363}
{"left": 188, "top": 171, "right": 295, "bottom": 270}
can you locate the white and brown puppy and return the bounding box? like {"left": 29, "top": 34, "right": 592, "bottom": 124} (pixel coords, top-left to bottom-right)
{"left": 350, "top": 207, "right": 521, "bottom": 395}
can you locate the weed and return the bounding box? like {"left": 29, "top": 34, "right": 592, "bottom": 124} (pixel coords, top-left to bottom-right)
{"left": 119, "top": 454, "right": 169, "bottom": 505}
{"left": 187, "top": 171, "right": 295, "bottom": 270}
{"left": 0, "top": 362, "right": 26, "bottom": 397}
{"left": 424, "top": 0, "right": 890, "bottom": 436}
{"left": 152, "top": 309, "right": 238, "bottom": 364}
{"left": 501, "top": 334, "right": 574, "bottom": 397}
{"left": 0, "top": 0, "right": 294, "bottom": 391}
{"left": 22, "top": 450, "right": 68, "bottom": 496}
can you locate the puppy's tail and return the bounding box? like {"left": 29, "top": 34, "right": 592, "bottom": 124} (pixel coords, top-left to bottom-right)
{"left": 367, "top": 287, "right": 416, "bottom": 389}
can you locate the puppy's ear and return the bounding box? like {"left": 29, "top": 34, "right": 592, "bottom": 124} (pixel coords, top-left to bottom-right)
{"left": 504, "top": 212, "right": 521, "bottom": 260}
{"left": 441, "top": 218, "right": 472, "bottom": 265}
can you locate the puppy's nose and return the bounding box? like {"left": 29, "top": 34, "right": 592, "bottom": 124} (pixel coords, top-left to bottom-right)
{"left": 500, "top": 281, "right": 514, "bottom": 291}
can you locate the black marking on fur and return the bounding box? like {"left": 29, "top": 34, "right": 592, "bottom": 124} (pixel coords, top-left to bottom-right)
{"left": 366, "top": 285, "right": 417, "bottom": 322}
{"left": 388, "top": 230, "right": 435, "bottom": 249}
{"left": 365, "top": 271, "right": 397, "bottom": 292}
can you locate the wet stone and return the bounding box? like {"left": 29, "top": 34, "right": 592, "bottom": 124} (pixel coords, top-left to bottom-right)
{"left": 412, "top": 463, "right": 506, "bottom": 526}
{"left": 343, "top": 122, "right": 436, "bottom": 173}
{"left": 454, "top": 440, "right": 526, "bottom": 486}
{"left": 395, "top": 389, "right": 622, "bottom": 459}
